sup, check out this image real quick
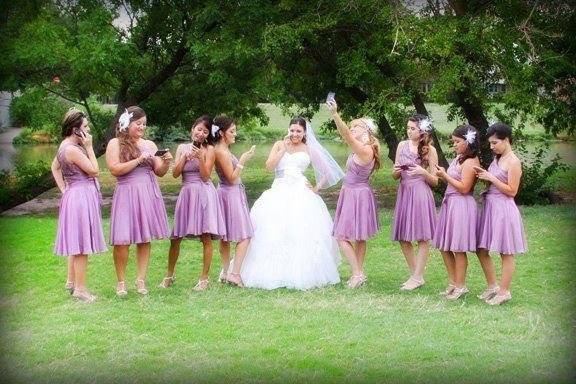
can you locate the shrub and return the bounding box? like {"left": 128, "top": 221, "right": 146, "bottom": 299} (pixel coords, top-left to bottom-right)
{"left": 10, "top": 87, "right": 68, "bottom": 137}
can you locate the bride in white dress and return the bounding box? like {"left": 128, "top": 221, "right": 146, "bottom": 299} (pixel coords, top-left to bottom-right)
{"left": 241, "top": 117, "right": 345, "bottom": 290}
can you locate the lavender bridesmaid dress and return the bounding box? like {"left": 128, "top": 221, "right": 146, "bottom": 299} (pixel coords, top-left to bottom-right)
{"left": 433, "top": 157, "right": 477, "bottom": 252}
{"left": 172, "top": 154, "right": 225, "bottom": 239}
{"left": 215, "top": 152, "right": 253, "bottom": 242}
{"left": 54, "top": 143, "right": 107, "bottom": 256}
{"left": 333, "top": 154, "right": 379, "bottom": 240}
{"left": 477, "top": 159, "right": 527, "bottom": 254}
{"left": 391, "top": 141, "right": 436, "bottom": 241}
{"left": 109, "top": 146, "right": 169, "bottom": 245}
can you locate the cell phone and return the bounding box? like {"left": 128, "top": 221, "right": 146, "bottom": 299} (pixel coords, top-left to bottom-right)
{"left": 400, "top": 164, "right": 413, "bottom": 171}
{"left": 154, "top": 149, "right": 169, "bottom": 156}
{"left": 192, "top": 141, "right": 203, "bottom": 148}
{"left": 73, "top": 128, "right": 86, "bottom": 139}
{"left": 326, "top": 92, "right": 336, "bottom": 104}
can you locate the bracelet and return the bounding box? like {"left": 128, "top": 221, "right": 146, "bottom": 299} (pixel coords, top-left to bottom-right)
{"left": 237, "top": 164, "right": 244, "bottom": 169}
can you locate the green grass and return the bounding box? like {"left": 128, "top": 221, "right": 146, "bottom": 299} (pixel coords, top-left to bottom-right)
{"left": 0, "top": 205, "right": 575, "bottom": 383}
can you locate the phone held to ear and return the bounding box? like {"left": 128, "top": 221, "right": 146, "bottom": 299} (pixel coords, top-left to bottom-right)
{"left": 326, "top": 92, "right": 336, "bottom": 104}
{"left": 154, "top": 149, "right": 169, "bottom": 157}
{"left": 73, "top": 128, "right": 86, "bottom": 139}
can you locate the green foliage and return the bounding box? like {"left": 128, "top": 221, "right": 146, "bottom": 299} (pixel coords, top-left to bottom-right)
{"left": 10, "top": 87, "right": 69, "bottom": 136}
{"left": 145, "top": 124, "right": 189, "bottom": 143}
{"left": 0, "top": 160, "right": 51, "bottom": 210}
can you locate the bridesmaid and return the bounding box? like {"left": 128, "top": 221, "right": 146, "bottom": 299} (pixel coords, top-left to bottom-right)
{"left": 327, "top": 100, "right": 380, "bottom": 288}
{"left": 52, "top": 109, "right": 106, "bottom": 302}
{"left": 213, "top": 115, "right": 256, "bottom": 288}
{"left": 475, "top": 122, "right": 527, "bottom": 305}
{"left": 391, "top": 114, "right": 439, "bottom": 291}
{"left": 105, "top": 106, "right": 173, "bottom": 296}
{"left": 433, "top": 125, "right": 480, "bottom": 300}
{"left": 159, "top": 115, "right": 226, "bottom": 290}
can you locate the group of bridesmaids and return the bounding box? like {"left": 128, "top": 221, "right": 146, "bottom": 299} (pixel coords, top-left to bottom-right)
{"left": 51, "top": 102, "right": 526, "bottom": 306}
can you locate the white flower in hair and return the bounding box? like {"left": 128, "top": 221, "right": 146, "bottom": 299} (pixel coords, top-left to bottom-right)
{"left": 363, "top": 117, "right": 377, "bottom": 134}
{"left": 419, "top": 117, "right": 433, "bottom": 132}
{"left": 464, "top": 129, "right": 477, "bottom": 144}
{"left": 211, "top": 124, "right": 220, "bottom": 136}
{"left": 118, "top": 109, "right": 133, "bottom": 132}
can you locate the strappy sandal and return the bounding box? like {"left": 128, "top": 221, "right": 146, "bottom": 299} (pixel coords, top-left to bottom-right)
{"left": 158, "top": 275, "right": 176, "bottom": 288}
{"left": 439, "top": 284, "right": 456, "bottom": 297}
{"left": 193, "top": 279, "right": 209, "bottom": 291}
{"left": 65, "top": 281, "right": 75, "bottom": 295}
{"left": 477, "top": 285, "right": 499, "bottom": 301}
{"left": 226, "top": 272, "right": 244, "bottom": 288}
{"left": 446, "top": 286, "right": 469, "bottom": 300}
{"left": 219, "top": 269, "right": 228, "bottom": 283}
{"left": 116, "top": 281, "right": 128, "bottom": 297}
{"left": 72, "top": 289, "right": 96, "bottom": 303}
{"left": 400, "top": 277, "right": 425, "bottom": 291}
{"left": 486, "top": 291, "right": 512, "bottom": 306}
{"left": 347, "top": 275, "right": 366, "bottom": 289}
{"left": 135, "top": 279, "right": 149, "bottom": 295}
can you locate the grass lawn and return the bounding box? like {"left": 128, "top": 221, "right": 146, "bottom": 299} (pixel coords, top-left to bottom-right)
{"left": 0, "top": 204, "right": 575, "bottom": 383}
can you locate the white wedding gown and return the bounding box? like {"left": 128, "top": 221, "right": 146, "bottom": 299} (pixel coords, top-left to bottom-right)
{"left": 241, "top": 151, "right": 341, "bottom": 290}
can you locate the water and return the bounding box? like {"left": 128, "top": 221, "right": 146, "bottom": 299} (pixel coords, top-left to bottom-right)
{"left": 1, "top": 139, "right": 574, "bottom": 172}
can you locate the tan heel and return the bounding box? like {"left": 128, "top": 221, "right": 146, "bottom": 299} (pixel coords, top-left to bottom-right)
{"left": 116, "top": 281, "right": 127, "bottom": 297}
{"left": 135, "top": 279, "right": 148, "bottom": 295}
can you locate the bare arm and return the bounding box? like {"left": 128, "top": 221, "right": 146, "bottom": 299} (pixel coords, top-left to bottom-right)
{"left": 329, "top": 103, "right": 373, "bottom": 164}
{"left": 172, "top": 144, "right": 187, "bottom": 178}
{"left": 66, "top": 146, "right": 99, "bottom": 178}
{"left": 51, "top": 156, "right": 66, "bottom": 193}
{"left": 392, "top": 141, "right": 405, "bottom": 180}
{"left": 198, "top": 146, "right": 215, "bottom": 182}
{"left": 265, "top": 141, "right": 286, "bottom": 171}
{"left": 478, "top": 157, "right": 522, "bottom": 197}
{"left": 105, "top": 138, "right": 149, "bottom": 177}
{"left": 149, "top": 141, "right": 172, "bottom": 177}
{"left": 437, "top": 158, "right": 479, "bottom": 194}
{"left": 215, "top": 146, "right": 255, "bottom": 184}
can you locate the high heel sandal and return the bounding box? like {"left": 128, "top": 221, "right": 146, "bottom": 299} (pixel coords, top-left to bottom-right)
{"left": 445, "top": 286, "right": 469, "bottom": 300}
{"left": 486, "top": 291, "right": 512, "bottom": 306}
{"left": 193, "top": 279, "right": 209, "bottom": 291}
{"left": 226, "top": 272, "right": 244, "bottom": 288}
{"left": 65, "top": 281, "right": 75, "bottom": 295}
{"left": 158, "top": 275, "right": 176, "bottom": 288}
{"left": 116, "top": 281, "right": 127, "bottom": 297}
{"left": 439, "top": 284, "right": 456, "bottom": 297}
{"left": 477, "top": 285, "right": 499, "bottom": 301}
{"left": 400, "top": 277, "right": 425, "bottom": 291}
{"left": 135, "top": 279, "right": 148, "bottom": 295}
{"left": 347, "top": 275, "right": 366, "bottom": 289}
{"left": 72, "top": 289, "right": 96, "bottom": 303}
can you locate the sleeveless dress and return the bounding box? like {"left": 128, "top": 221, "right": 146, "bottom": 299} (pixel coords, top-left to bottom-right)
{"left": 433, "top": 157, "right": 477, "bottom": 252}
{"left": 477, "top": 159, "right": 527, "bottom": 254}
{"left": 241, "top": 151, "right": 341, "bottom": 290}
{"left": 109, "top": 145, "right": 169, "bottom": 245}
{"left": 333, "top": 154, "right": 379, "bottom": 240}
{"left": 391, "top": 141, "right": 436, "bottom": 241}
{"left": 215, "top": 152, "right": 253, "bottom": 242}
{"left": 171, "top": 153, "right": 226, "bottom": 239}
{"left": 54, "top": 142, "right": 107, "bottom": 256}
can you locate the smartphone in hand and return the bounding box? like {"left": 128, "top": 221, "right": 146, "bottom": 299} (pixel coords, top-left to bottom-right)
{"left": 400, "top": 164, "right": 413, "bottom": 171}
{"left": 154, "top": 149, "right": 169, "bottom": 157}
{"left": 326, "top": 92, "right": 336, "bottom": 104}
{"left": 73, "top": 128, "right": 86, "bottom": 139}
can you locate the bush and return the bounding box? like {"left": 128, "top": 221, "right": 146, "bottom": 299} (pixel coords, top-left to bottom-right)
{"left": 10, "top": 87, "right": 68, "bottom": 137}
{"left": 87, "top": 103, "right": 115, "bottom": 141}
{"left": 146, "top": 124, "right": 190, "bottom": 142}
{"left": 0, "top": 160, "right": 52, "bottom": 211}
{"left": 515, "top": 140, "right": 569, "bottom": 205}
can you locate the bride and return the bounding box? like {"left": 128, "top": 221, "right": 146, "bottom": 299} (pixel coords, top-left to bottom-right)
{"left": 240, "top": 117, "right": 345, "bottom": 290}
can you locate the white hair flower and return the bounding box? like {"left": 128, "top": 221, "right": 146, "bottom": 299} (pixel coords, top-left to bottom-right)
{"left": 362, "top": 117, "right": 377, "bottom": 134}
{"left": 118, "top": 109, "right": 133, "bottom": 132}
{"left": 211, "top": 124, "right": 220, "bottom": 137}
{"left": 464, "top": 129, "right": 477, "bottom": 144}
{"left": 419, "top": 117, "right": 433, "bottom": 132}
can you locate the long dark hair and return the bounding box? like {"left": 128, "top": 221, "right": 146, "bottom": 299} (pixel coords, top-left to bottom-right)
{"left": 487, "top": 122, "right": 513, "bottom": 160}
{"left": 116, "top": 106, "right": 146, "bottom": 162}
{"left": 213, "top": 115, "right": 235, "bottom": 143}
{"left": 452, "top": 124, "right": 479, "bottom": 164}
{"left": 192, "top": 115, "right": 214, "bottom": 146}
{"left": 408, "top": 113, "right": 433, "bottom": 168}
{"left": 289, "top": 116, "right": 307, "bottom": 144}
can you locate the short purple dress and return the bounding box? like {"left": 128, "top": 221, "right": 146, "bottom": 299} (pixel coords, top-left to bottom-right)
{"left": 215, "top": 152, "right": 253, "bottom": 242}
{"left": 433, "top": 157, "right": 477, "bottom": 252}
{"left": 333, "top": 154, "right": 379, "bottom": 240}
{"left": 391, "top": 141, "right": 436, "bottom": 242}
{"left": 477, "top": 159, "right": 527, "bottom": 254}
{"left": 54, "top": 142, "right": 107, "bottom": 256}
{"left": 172, "top": 154, "right": 226, "bottom": 239}
{"left": 109, "top": 145, "right": 169, "bottom": 245}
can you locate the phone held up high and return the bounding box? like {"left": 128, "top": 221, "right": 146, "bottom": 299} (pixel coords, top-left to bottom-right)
{"left": 326, "top": 92, "right": 336, "bottom": 104}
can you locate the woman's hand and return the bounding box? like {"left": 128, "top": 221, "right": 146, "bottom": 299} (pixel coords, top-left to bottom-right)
{"left": 407, "top": 164, "right": 428, "bottom": 176}
{"left": 239, "top": 145, "right": 256, "bottom": 164}
{"left": 160, "top": 150, "right": 173, "bottom": 163}
{"left": 326, "top": 100, "right": 338, "bottom": 114}
{"left": 80, "top": 131, "right": 93, "bottom": 147}
{"left": 281, "top": 135, "right": 291, "bottom": 151}
{"left": 137, "top": 152, "right": 154, "bottom": 164}
{"left": 475, "top": 166, "right": 495, "bottom": 183}
{"left": 434, "top": 164, "right": 447, "bottom": 178}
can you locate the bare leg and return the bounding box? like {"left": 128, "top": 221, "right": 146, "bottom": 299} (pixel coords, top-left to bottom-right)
{"left": 199, "top": 234, "right": 214, "bottom": 280}
{"left": 356, "top": 240, "right": 367, "bottom": 272}
{"left": 499, "top": 254, "right": 515, "bottom": 293}
{"left": 412, "top": 240, "right": 429, "bottom": 281}
{"left": 399, "top": 241, "right": 415, "bottom": 276}
{"left": 220, "top": 240, "right": 231, "bottom": 273}
{"left": 440, "top": 250, "right": 456, "bottom": 287}
{"left": 453, "top": 252, "right": 468, "bottom": 288}
{"left": 136, "top": 242, "right": 151, "bottom": 282}
{"left": 338, "top": 239, "right": 363, "bottom": 277}
{"left": 66, "top": 256, "right": 75, "bottom": 285}
{"left": 73, "top": 254, "right": 88, "bottom": 291}
{"left": 113, "top": 245, "right": 129, "bottom": 283}
{"left": 166, "top": 238, "right": 182, "bottom": 277}
{"left": 476, "top": 248, "right": 498, "bottom": 287}
{"left": 230, "top": 238, "right": 250, "bottom": 274}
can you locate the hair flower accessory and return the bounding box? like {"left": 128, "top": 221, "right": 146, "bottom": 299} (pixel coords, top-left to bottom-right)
{"left": 211, "top": 124, "right": 220, "bottom": 137}
{"left": 418, "top": 117, "right": 433, "bottom": 133}
{"left": 118, "top": 109, "right": 133, "bottom": 132}
{"left": 362, "top": 117, "right": 377, "bottom": 134}
{"left": 464, "top": 129, "right": 477, "bottom": 144}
